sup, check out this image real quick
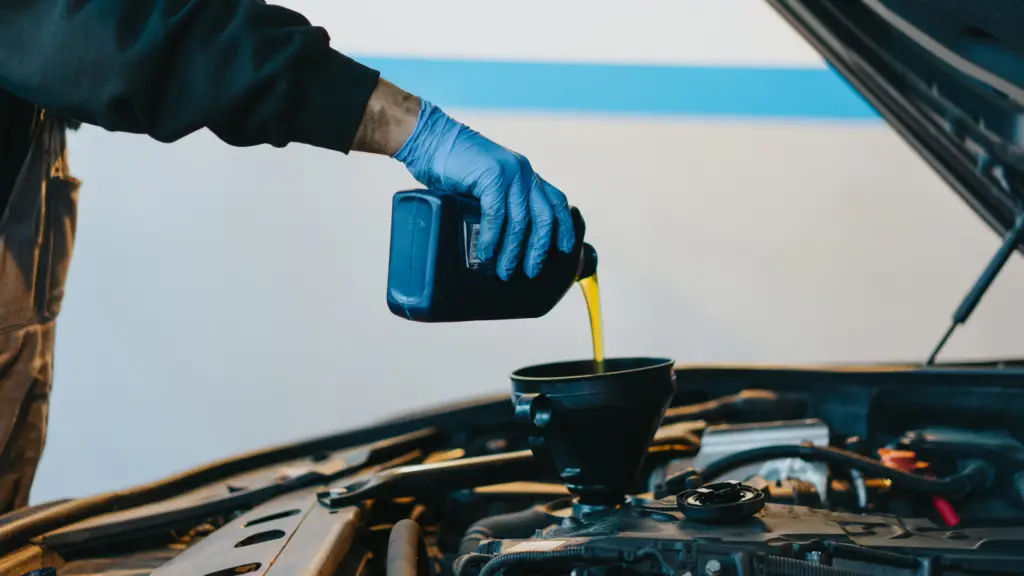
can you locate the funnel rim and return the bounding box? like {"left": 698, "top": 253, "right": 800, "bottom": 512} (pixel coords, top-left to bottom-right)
{"left": 510, "top": 357, "right": 675, "bottom": 382}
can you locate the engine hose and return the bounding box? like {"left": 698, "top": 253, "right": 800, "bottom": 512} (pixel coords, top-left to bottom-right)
{"left": 698, "top": 444, "right": 992, "bottom": 496}
{"left": 458, "top": 506, "right": 553, "bottom": 555}
{"left": 388, "top": 519, "right": 428, "bottom": 576}
{"left": 453, "top": 553, "right": 492, "bottom": 576}
{"left": 477, "top": 545, "right": 620, "bottom": 576}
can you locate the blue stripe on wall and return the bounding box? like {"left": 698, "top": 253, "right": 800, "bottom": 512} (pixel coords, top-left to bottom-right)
{"left": 357, "top": 57, "right": 881, "bottom": 120}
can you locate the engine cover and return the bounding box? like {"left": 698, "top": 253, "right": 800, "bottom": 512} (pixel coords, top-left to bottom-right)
{"left": 471, "top": 498, "right": 1024, "bottom": 575}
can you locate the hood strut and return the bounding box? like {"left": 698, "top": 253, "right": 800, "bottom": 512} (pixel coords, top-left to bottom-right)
{"left": 927, "top": 212, "right": 1024, "bottom": 365}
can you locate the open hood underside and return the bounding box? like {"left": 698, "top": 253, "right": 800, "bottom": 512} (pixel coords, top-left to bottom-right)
{"left": 768, "top": 0, "right": 1024, "bottom": 249}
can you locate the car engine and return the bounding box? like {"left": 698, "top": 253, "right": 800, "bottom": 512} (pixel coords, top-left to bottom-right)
{"left": 6, "top": 363, "right": 1024, "bottom": 576}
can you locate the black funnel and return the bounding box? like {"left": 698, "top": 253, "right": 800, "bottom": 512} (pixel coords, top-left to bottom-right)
{"left": 510, "top": 358, "right": 677, "bottom": 506}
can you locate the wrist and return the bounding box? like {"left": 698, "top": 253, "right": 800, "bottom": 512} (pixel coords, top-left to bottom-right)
{"left": 351, "top": 78, "right": 421, "bottom": 156}
{"left": 393, "top": 100, "right": 463, "bottom": 188}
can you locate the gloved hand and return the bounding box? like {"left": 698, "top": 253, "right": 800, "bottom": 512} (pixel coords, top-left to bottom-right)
{"left": 394, "top": 100, "right": 575, "bottom": 280}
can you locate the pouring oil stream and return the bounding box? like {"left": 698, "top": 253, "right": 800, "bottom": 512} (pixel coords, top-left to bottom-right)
{"left": 579, "top": 274, "right": 605, "bottom": 373}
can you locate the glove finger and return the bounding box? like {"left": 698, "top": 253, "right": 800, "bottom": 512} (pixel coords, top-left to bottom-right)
{"left": 497, "top": 162, "right": 531, "bottom": 280}
{"left": 524, "top": 175, "right": 554, "bottom": 278}
{"left": 538, "top": 176, "right": 575, "bottom": 253}
{"left": 476, "top": 173, "right": 506, "bottom": 263}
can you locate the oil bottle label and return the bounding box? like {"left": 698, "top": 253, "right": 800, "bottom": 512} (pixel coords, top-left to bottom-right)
{"left": 465, "top": 220, "right": 482, "bottom": 270}
{"left": 462, "top": 217, "right": 496, "bottom": 275}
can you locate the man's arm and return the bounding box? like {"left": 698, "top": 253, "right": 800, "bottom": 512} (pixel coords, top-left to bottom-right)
{"left": 0, "top": 0, "right": 576, "bottom": 278}
{"left": 0, "top": 0, "right": 380, "bottom": 153}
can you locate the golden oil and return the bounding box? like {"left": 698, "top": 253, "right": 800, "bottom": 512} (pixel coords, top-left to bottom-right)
{"left": 578, "top": 274, "right": 604, "bottom": 373}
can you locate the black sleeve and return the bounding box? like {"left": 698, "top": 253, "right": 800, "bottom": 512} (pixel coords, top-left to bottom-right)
{"left": 0, "top": 0, "right": 381, "bottom": 153}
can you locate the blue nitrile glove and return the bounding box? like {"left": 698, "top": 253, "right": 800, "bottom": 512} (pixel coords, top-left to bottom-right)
{"left": 393, "top": 100, "right": 575, "bottom": 280}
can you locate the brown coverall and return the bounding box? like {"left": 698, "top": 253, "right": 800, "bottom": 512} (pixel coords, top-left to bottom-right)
{"left": 0, "top": 0, "right": 381, "bottom": 512}
{"left": 0, "top": 112, "right": 78, "bottom": 512}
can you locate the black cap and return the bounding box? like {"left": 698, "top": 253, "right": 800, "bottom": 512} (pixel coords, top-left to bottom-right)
{"left": 579, "top": 243, "right": 598, "bottom": 280}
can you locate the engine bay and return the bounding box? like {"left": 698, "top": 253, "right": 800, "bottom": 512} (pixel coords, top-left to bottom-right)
{"left": 5, "top": 1, "right": 1024, "bottom": 574}
{"left": 9, "top": 363, "right": 1024, "bottom": 576}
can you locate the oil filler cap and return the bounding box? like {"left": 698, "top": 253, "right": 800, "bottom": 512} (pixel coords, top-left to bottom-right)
{"left": 677, "top": 481, "right": 765, "bottom": 523}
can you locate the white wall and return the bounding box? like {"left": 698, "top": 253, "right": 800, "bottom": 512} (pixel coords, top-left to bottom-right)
{"left": 29, "top": 0, "right": 1024, "bottom": 502}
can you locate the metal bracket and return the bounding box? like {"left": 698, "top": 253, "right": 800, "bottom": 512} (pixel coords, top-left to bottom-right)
{"left": 150, "top": 487, "right": 360, "bottom": 576}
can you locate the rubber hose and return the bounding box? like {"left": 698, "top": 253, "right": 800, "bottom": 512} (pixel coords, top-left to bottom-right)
{"left": 388, "top": 519, "right": 426, "bottom": 576}
{"left": 478, "top": 545, "right": 589, "bottom": 576}
{"left": 458, "top": 506, "right": 552, "bottom": 555}
{"left": 453, "top": 553, "right": 492, "bottom": 576}
{"left": 699, "top": 444, "right": 991, "bottom": 495}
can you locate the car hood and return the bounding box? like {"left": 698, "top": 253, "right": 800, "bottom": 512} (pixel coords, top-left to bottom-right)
{"left": 768, "top": 0, "right": 1024, "bottom": 246}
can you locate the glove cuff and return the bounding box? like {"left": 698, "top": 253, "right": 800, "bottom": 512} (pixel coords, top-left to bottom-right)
{"left": 392, "top": 98, "right": 430, "bottom": 162}
{"left": 393, "top": 100, "right": 462, "bottom": 189}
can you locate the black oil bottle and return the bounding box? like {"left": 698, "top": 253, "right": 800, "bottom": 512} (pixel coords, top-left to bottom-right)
{"left": 386, "top": 189, "right": 597, "bottom": 322}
